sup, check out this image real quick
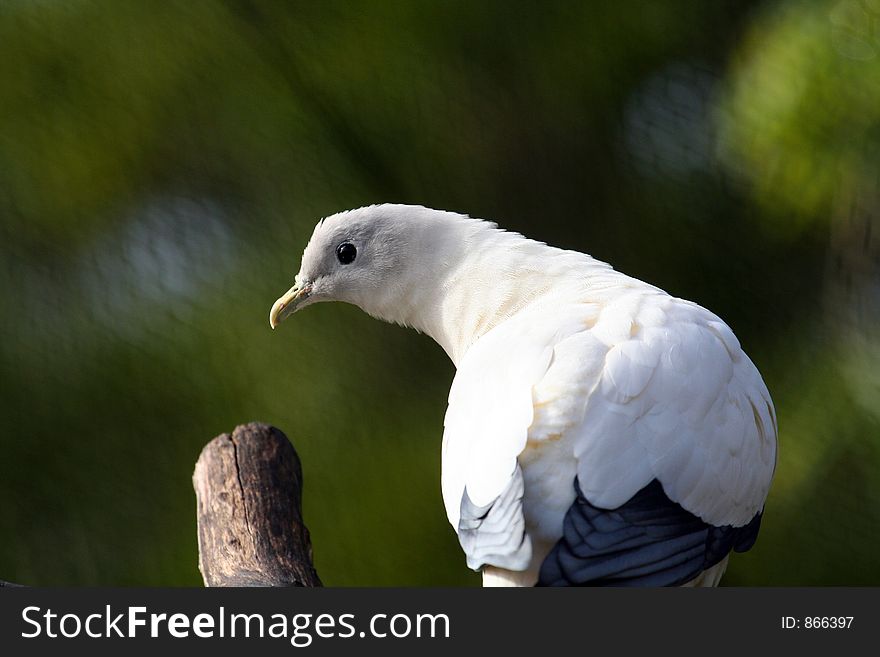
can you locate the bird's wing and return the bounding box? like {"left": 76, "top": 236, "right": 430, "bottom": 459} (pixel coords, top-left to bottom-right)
{"left": 526, "top": 290, "right": 777, "bottom": 586}
{"left": 536, "top": 477, "right": 762, "bottom": 586}
{"left": 443, "top": 290, "right": 776, "bottom": 576}
{"left": 441, "top": 302, "right": 596, "bottom": 570}
{"left": 530, "top": 291, "right": 777, "bottom": 528}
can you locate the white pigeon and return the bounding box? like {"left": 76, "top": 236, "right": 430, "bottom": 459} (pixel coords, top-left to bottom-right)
{"left": 269, "top": 204, "right": 777, "bottom": 587}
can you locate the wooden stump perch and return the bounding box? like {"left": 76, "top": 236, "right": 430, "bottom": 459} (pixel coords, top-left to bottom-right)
{"left": 193, "top": 422, "right": 322, "bottom": 586}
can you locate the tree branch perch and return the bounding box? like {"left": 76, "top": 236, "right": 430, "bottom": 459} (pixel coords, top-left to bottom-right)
{"left": 193, "top": 422, "right": 321, "bottom": 586}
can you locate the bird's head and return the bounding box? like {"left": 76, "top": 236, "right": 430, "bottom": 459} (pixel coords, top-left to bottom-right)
{"left": 269, "top": 204, "right": 467, "bottom": 329}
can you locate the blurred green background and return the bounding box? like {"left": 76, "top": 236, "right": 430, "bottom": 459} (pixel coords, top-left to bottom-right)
{"left": 1, "top": 0, "right": 878, "bottom": 586}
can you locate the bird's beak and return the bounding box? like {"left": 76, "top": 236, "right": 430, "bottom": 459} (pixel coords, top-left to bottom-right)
{"left": 269, "top": 281, "right": 312, "bottom": 329}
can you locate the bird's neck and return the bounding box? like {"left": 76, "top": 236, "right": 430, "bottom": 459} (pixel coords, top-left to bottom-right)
{"left": 372, "top": 218, "right": 620, "bottom": 366}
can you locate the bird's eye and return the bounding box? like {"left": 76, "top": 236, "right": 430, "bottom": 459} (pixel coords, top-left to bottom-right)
{"left": 336, "top": 242, "right": 357, "bottom": 265}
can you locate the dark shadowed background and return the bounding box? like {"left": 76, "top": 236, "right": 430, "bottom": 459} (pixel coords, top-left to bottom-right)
{"left": 1, "top": 0, "right": 878, "bottom": 586}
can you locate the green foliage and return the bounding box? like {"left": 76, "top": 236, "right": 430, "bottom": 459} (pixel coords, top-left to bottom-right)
{"left": 717, "top": 0, "right": 880, "bottom": 231}
{"left": 0, "top": 0, "right": 877, "bottom": 586}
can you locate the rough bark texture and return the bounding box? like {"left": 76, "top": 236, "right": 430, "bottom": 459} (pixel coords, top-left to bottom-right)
{"left": 193, "top": 422, "right": 321, "bottom": 587}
